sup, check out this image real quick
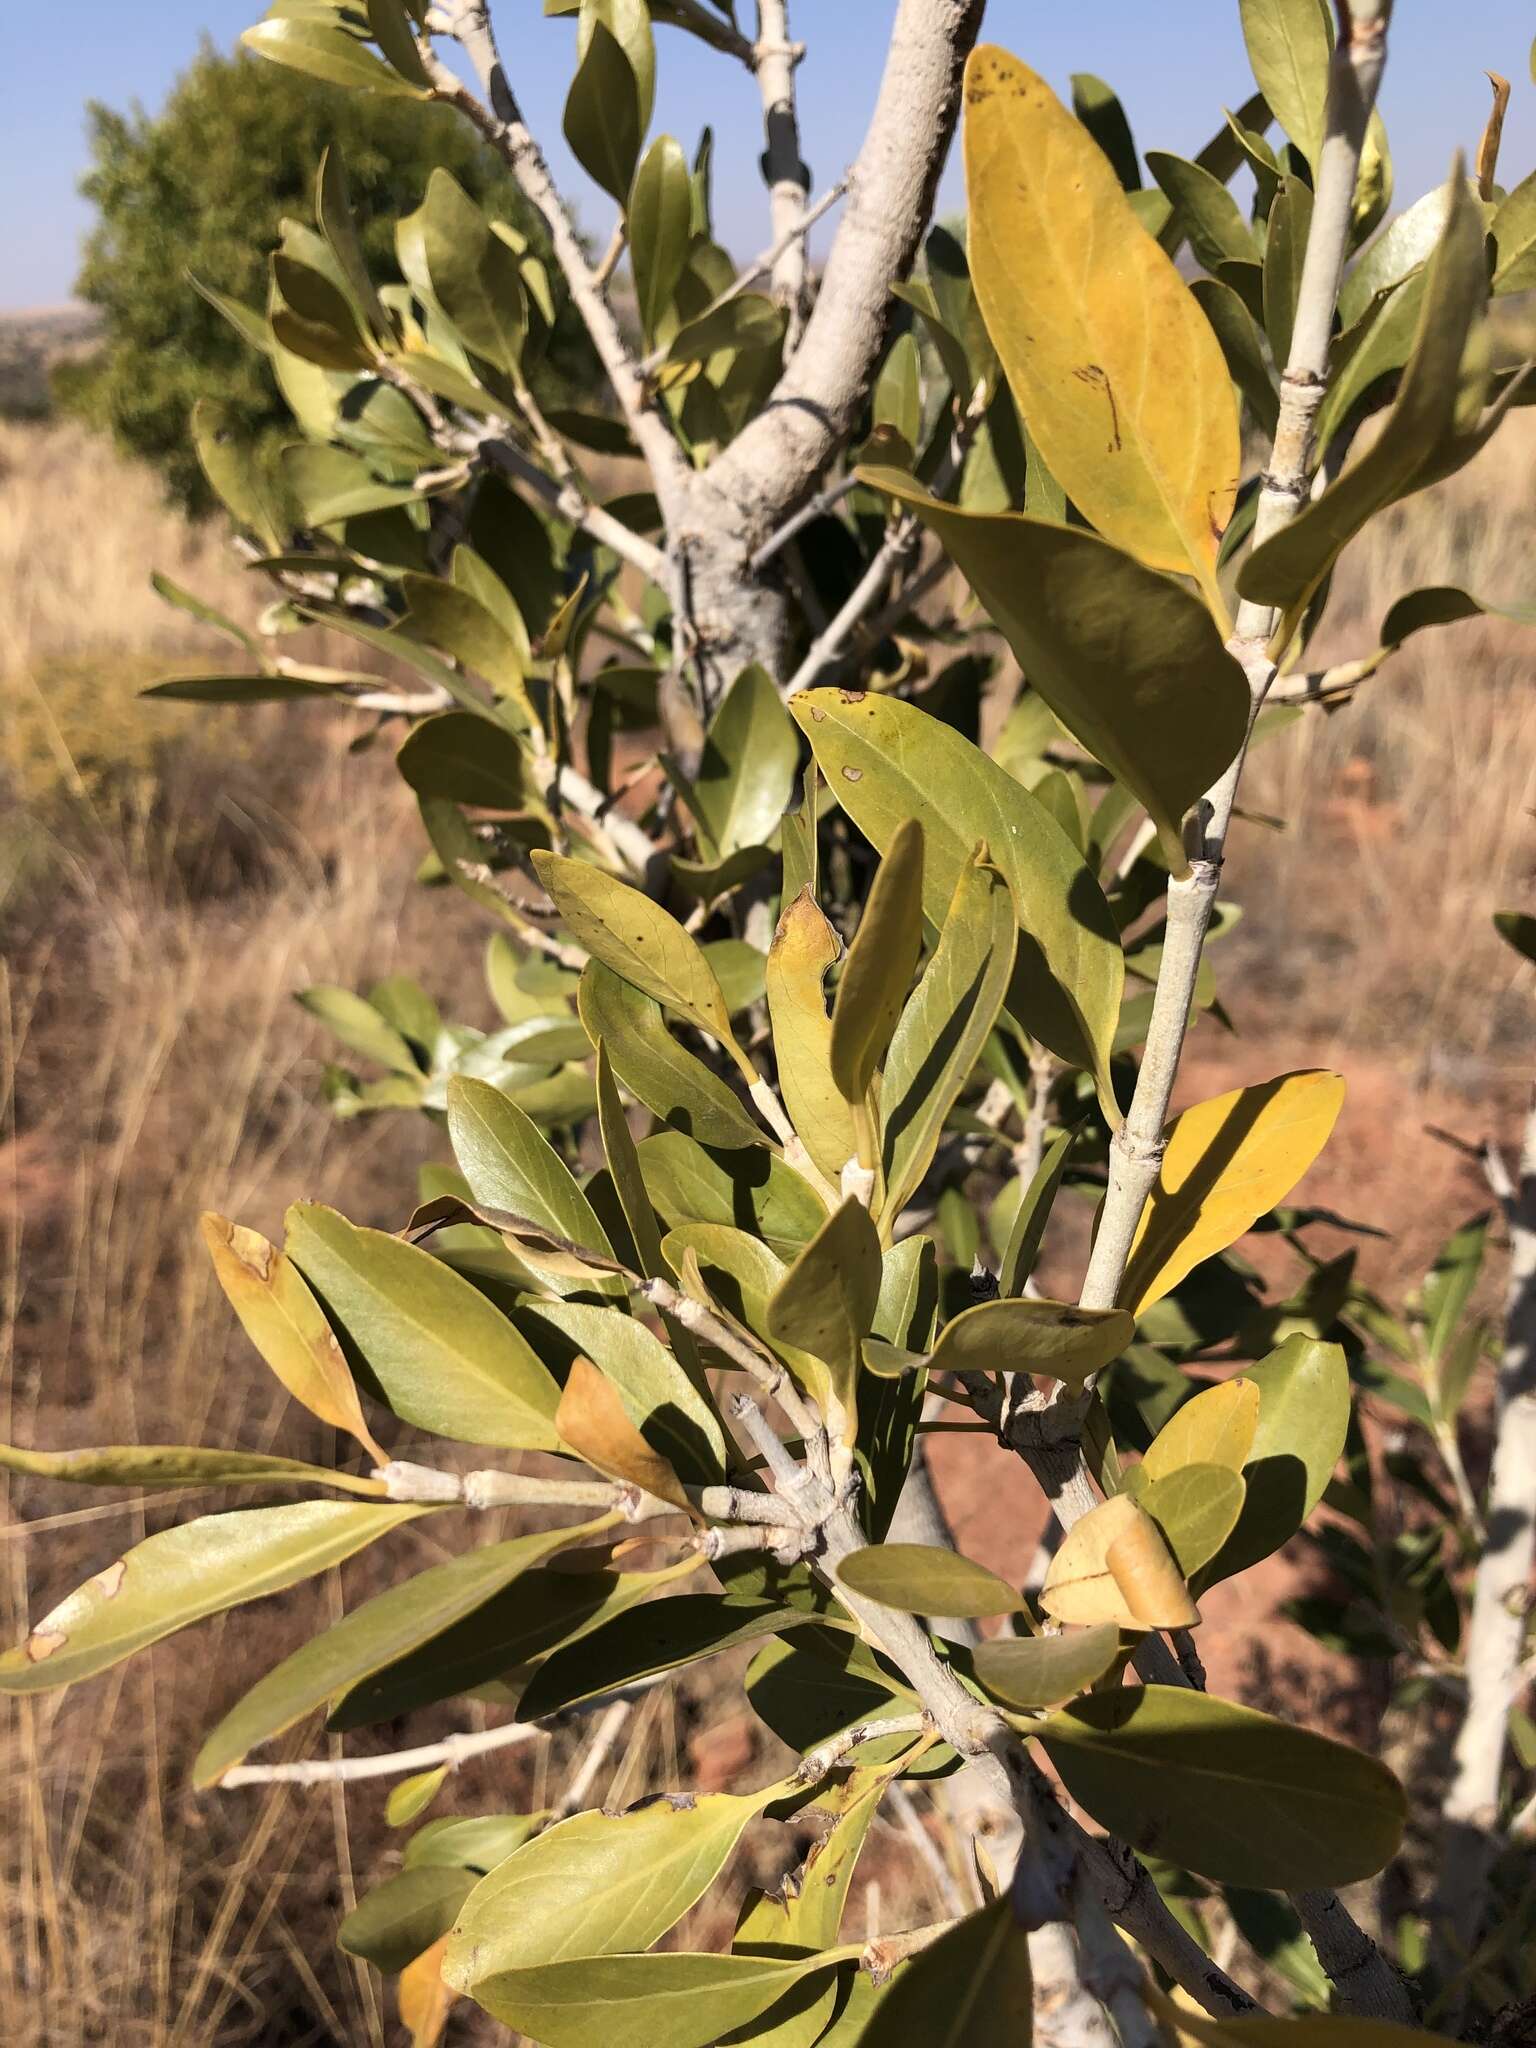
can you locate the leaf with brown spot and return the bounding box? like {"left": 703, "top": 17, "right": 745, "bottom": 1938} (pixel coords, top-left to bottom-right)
{"left": 201, "top": 1212, "right": 386, "bottom": 1464}
{"left": 0, "top": 1502, "right": 425, "bottom": 1694}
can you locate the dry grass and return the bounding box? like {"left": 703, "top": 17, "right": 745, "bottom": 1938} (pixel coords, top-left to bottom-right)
{"left": 0, "top": 392, "right": 1532, "bottom": 2039}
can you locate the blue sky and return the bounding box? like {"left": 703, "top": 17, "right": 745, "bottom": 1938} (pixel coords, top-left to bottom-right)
{"left": 5, "top": 3, "right": 1533, "bottom": 310}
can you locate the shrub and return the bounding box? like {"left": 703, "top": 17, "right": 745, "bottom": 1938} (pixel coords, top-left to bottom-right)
{"left": 8, "top": 0, "right": 1536, "bottom": 2041}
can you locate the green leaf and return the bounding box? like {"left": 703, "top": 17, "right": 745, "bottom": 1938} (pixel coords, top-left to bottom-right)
{"left": 402, "top": 571, "right": 533, "bottom": 718}
{"left": 687, "top": 664, "right": 798, "bottom": 859}
{"left": 1192, "top": 278, "right": 1280, "bottom": 437}
{"left": 854, "top": 1899, "right": 1031, "bottom": 2046}
{"left": 1137, "top": 1463, "right": 1247, "bottom": 1577}
{"left": 760, "top": 893, "right": 852, "bottom": 1188}
{"left": 365, "top": 0, "right": 431, "bottom": 86}
{"left": 0, "top": 1501, "right": 423, "bottom": 1694}
{"left": 417, "top": 169, "right": 528, "bottom": 379}
{"left": 1238, "top": 0, "right": 1332, "bottom": 169}
{"left": 1262, "top": 174, "right": 1313, "bottom": 367}
{"left": 1423, "top": 1213, "right": 1489, "bottom": 1362}
{"left": 791, "top": 690, "right": 1124, "bottom": 1116}
{"left": 963, "top": 46, "right": 1239, "bottom": 605}
{"left": 523, "top": 1298, "right": 725, "bottom": 1484}
{"left": 629, "top": 135, "right": 693, "bottom": 340}
{"left": 926, "top": 1298, "right": 1135, "bottom": 1392}
{"left": 1038, "top": 1684, "right": 1405, "bottom": 1888}
{"left": 1240, "top": 173, "right": 1489, "bottom": 621}
{"left": 447, "top": 1074, "right": 624, "bottom": 1297}
{"left": 835, "top": 1543, "right": 1022, "bottom": 1619}
{"left": 880, "top": 851, "right": 1018, "bottom": 1222}
{"left": 768, "top": 1198, "right": 883, "bottom": 1430}
{"left": 864, "top": 470, "right": 1250, "bottom": 871}
{"left": 1204, "top": 1339, "right": 1349, "bottom": 1584}
{"left": 295, "top": 983, "right": 421, "bottom": 1075}
{"left": 594, "top": 1039, "right": 668, "bottom": 1276}
{"left": 196, "top": 1522, "right": 615, "bottom": 1788}
{"left": 972, "top": 1624, "right": 1121, "bottom": 1708}
{"left": 535, "top": 852, "right": 743, "bottom": 1062}
{"left": 999, "top": 1125, "right": 1074, "bottom": 1297}
{"left": 387, "top": 1764, "right": 450, "bottom": 1827}
{"left": 242, "top": 17, "right": 427, "bottom": 95}
{"left": 446, "top": 1777, "right": 794, "bottom": 1988}
{"left": 518, "top": 1595, "right": 833, "bottom": 1719}
{"left": 639, "top": 1130, "right": 826, "bottom": 1261}
{"left": 1495, "top": 909, "right": 1536, "bottom": 963}
{"left": 332, "top": 1560, "right": 692, "bottom": 1729}
{"left": 395, "top": 711, "right": 532, "bottom": 809}
{"left": 284, "top": 1202, "right": 563, "bottom": 1448}
{"left": 281, "top": 444, "right": 416, "bottom": 525}
{"left": 872, "top": 332, "right": 922, "bottom": 451}
{"left": 340, "top": 1866, "right": 474, "bottom": 1974}
{"left": 1120, "top": 1072, "right": 1346, "bottom": 1313}
{"left": 1147, "top": 151, "right": 1259, "bottom": 273}
{"left": 1491, "top": 167, "right": 1536, "bottom": 293}
{"left": 829, "top": 818, "right": 924, "bottom": 1109}
{"left": 578, "top": 962, "right": 762, "bottom": 1149}
{"left": 464, "top": 1950, "right": 845, "bottom": 2048}
{"left": 1071, "top": 74, "right": 1141, "bottom": 191}
{"left": 0, "top": 1441, "right": 383, "bottom": 1497}
{"left": 200, "top": 1212, "right": 385, "bottom": 1463}
{"left": 565, "top": 19, "right": 643, "bottom": 203}
{"left": 404, "top": 1813, "right": 549, "bottom": 1871}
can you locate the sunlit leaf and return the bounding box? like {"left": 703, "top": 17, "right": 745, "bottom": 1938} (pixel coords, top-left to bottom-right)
{"left": 1120, "top": 1072, "right": 1345, "bottom": 1314}
{"left": 973, "top": 1623, "right": 1122, "bottom": 1709}
{"left": 1040, "top": 1492, "right": 1198, "bottom": 1630}
{"left": 964, "top": 46, "right": 1240, "bottom": 605}
{"left": 834, "top": 1543, "right": 1023, "bottom": 1619}
{"left": 765, "top": 891, "right": 860, "bottom": 1183}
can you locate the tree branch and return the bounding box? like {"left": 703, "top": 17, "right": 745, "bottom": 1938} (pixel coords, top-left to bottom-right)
{"left": 424, "top": 1, "right": 691, "bottom": 515}
{"left": 1432, "top": 1090, "right": 1536, "bottom": 2006}
{"left": 701, "top": 0, "right": 985, "bottom": 537}
{"left": 752, "top": 2, "right": 813, "bottom": 348}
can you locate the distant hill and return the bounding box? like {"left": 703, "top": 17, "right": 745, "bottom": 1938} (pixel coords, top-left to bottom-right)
{"left": 0, "top": 306, "right": 100, "bottom": 420}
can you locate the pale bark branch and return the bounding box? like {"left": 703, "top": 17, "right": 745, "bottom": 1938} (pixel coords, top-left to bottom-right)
{"left": 752, "top": 2, "right": 813, "bottom": 349}
{"left": 424, "top": 1, "right": 691, "bottom": 512}
{"left": 701, "top": 0, "right": 985, "bottom": 536}
{"left": 1432, "top": 1091, "right": 1536, "bottom": 2002}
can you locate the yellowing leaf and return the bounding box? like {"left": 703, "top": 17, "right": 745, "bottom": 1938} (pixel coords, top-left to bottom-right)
{"left": 533, "top": 851, "right": 746, "bottom": 1071}
{"left": 556, "top": 1355, "right": 690, "bottom": 1509}
{"left": 399, "top": 1935, "right": 456, "bottom": 2047}
{"left": 200, "top": 1213, "right": 386, "bottom": 1464}
{"left": 791, "top": 690, "right": 1124, "bottom": 1119}
{"left": 964, "top": 45, "right": 1240, "bottom": 607}
{"left": 1142, "top": 1378, "right": 1260, "bottom": 1481}
{"left": 766, "top": 889, "right": 859, "bottom": 1182}
{"left": 387, "top": 1764, "right": 450, "bottom": 1828}
{"left": 1040, "top": 1492, "right": 1198, "bottom": 1630}
{"left": 835, "top": 1543, "right": 1024, "bottom": 1619}
{"left": 1120, "top": 1071, "right": 1345, "bottom": 1315}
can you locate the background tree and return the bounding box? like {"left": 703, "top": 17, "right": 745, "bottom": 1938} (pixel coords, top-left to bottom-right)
{"left": 6, "top": 0, "right": 1536, "bottom": 2042}
{"left": 58, "top": 42, "right": 593, "bottom": 511}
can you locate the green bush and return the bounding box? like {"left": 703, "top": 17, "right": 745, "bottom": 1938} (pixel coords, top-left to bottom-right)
{"left": 58, "top": 42, "right": 592, "bottom": 512}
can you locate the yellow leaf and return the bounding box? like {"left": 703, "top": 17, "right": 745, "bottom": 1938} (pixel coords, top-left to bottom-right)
{"left": 1120, "top": 1071, "right": 1346, "bottom": 1315}
{"left": 1142, "top": 1379, "right": 1260, "bottom": 1482}
{"left": 1041, "top": 1492, "right": 1199, "bottom": 1631}
{"left": 765, "top": 889, "right": 859, "bottom": 1183}
{"left": 200, "top": 1213, "right": 385, "bottom": 1465}
{"left": 556, "top": 1356, "right": 692, "bottom": 1510}
{"left": 829, "top": 817, "right": 925, "bottom": 1105}
{"left": 964, "top": 45, "right": 1240, "bottom": 612}
{"left": 399, "top": 1934, "right": 455, "bottom": 2048}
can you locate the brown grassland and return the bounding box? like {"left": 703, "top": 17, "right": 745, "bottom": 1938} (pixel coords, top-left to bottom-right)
{"left": 0, "top": 403, "right": 1532, "bottom": 2041}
